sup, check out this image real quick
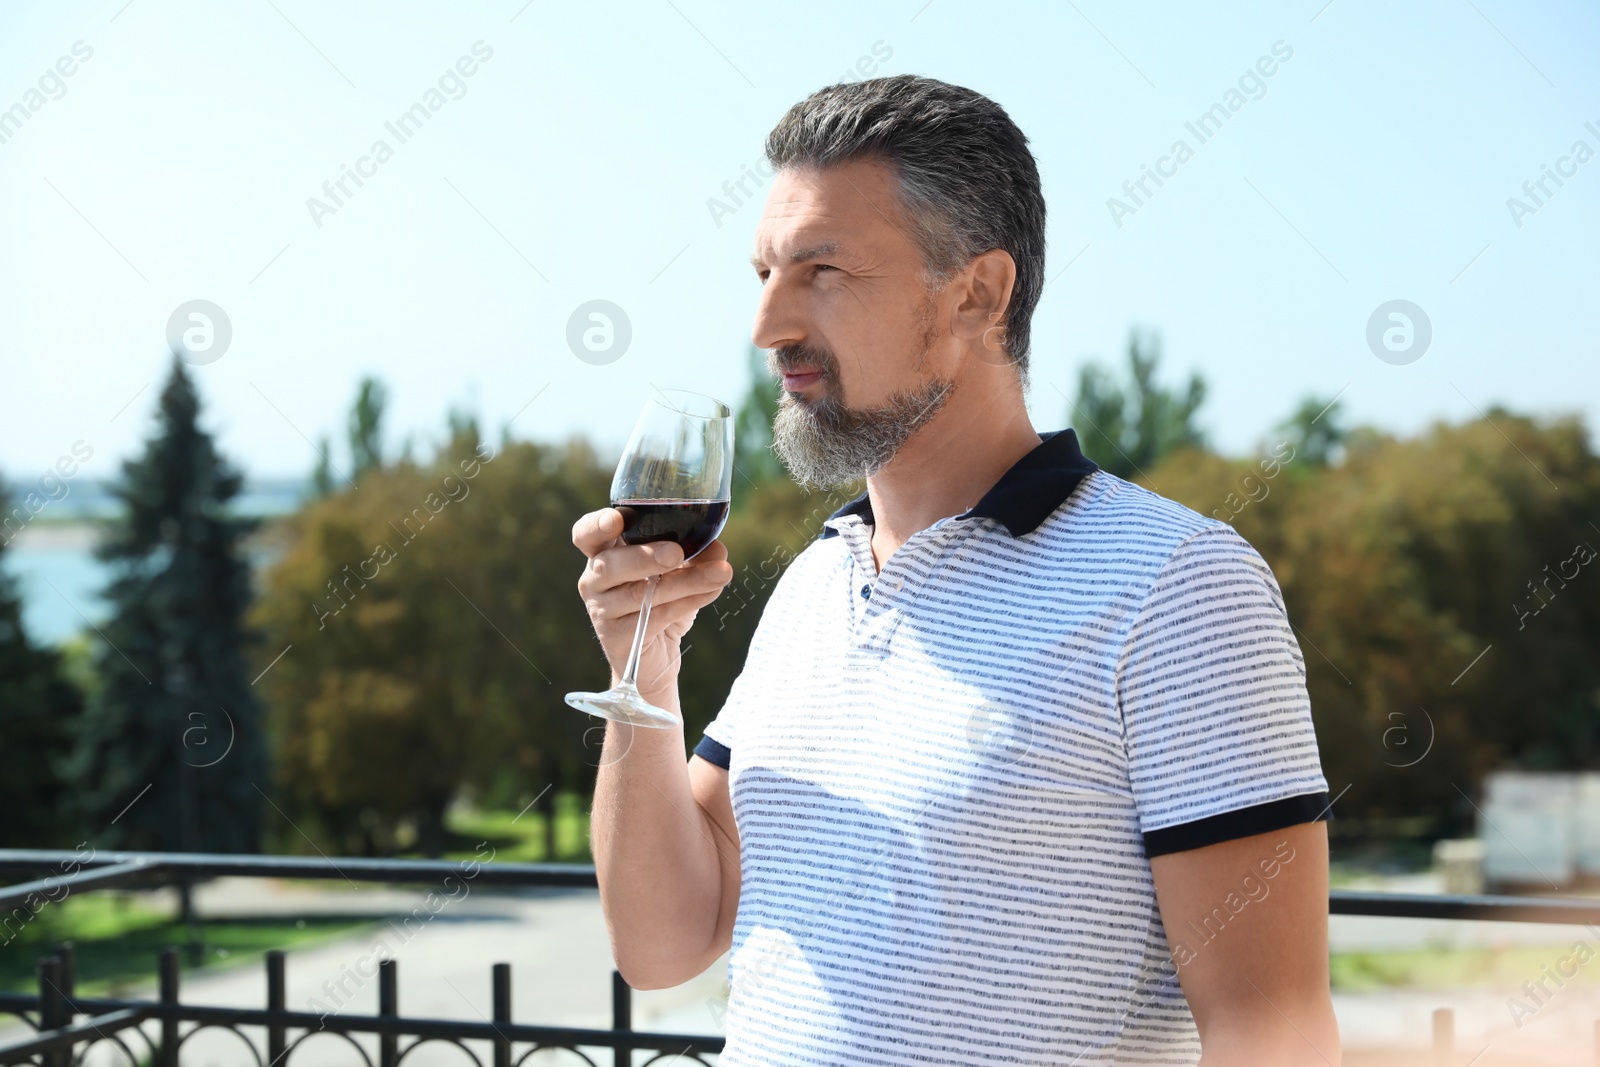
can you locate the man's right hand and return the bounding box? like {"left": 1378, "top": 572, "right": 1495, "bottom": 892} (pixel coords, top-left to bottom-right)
{"left": 572, "top": 507, "right": 734, "bottom": 702}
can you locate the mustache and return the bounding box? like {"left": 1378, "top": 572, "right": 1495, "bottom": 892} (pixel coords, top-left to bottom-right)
{"left": 768, "top": 344, "right": 839, "bottom": 380}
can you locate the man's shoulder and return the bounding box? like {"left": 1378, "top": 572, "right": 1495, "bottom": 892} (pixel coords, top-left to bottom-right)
{"left": 1057, "top": 472, "right": 1288, "bottom": 620}
{"left": 742, "top": 523, "right": 852, "bottom": 609}
{"left": 1044, "top": 469, "right": 1232, "bottom": 558}
{"left": 779, "top": 524, "right": 854, "bottom": 585}
{"left": 1031, "top": 470, "right": 1287, "bottom": 620}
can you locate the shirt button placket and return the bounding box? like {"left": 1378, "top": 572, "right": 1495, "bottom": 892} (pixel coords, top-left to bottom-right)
{"left": 872, "top": 526, "right": 969, "bottom": 653}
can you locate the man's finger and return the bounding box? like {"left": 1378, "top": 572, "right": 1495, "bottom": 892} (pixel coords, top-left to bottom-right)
{"left": 695, "top": 540, "right": 729, "bottom": 564}
{"left": 586, "top": 553, "right": 724, "bottom": 619}
{"left": 583, "top": 542, "right": 689, "bottom": 599}
{"left": 572, "top": 507, "right": 624, "bottom": 556}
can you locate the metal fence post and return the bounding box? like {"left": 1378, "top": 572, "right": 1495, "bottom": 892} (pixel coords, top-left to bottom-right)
{"left": 37, "top": 954, "right": 64, "bottom": 1067}
{"left": 159, "top": 946, "right": 180, "bottom": 1067}
{"left": 53, "top": 943, "right": 75, "bottom": 1067}
{"left": 266, "top": 949, "right": 286, "bottom": 1067}
{"left": 492, "top": 963, "right": 511, "bottom": 1067}
{"left": 379, "top": 958, "right": 398, "bottom": 1067}
{"left": 1432, "top": 1007, "right": 1453, "bottom": 1067}
{"left": 56, "top": 941, "right": 75, "bottom": 1010}
{"left": 612, "top": 970, "right": 631, "bottom": 1067}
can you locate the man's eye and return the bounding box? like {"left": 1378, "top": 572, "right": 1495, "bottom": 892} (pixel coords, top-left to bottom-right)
{"left": 814, "top": 264, "right": 836, "bottom": 273}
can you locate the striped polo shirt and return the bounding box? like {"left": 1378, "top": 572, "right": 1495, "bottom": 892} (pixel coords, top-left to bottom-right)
{"left": 692, "top": 428, "right": 1329, "bottom": 1066}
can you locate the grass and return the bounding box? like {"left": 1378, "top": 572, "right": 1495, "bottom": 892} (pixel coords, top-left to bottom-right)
{"left": 0, "top": 893, "right": 376, "bottom": 996}
{"left": 1328, "top": 839, "right": 1435, "bottom": 888}
{"left": 1330, "top": 943, "right": 1600, "bottom": 993}
{"left": 440, "top": 793, "right": 592, "bottom": 864}
{"left": 258, "top": 796, "right": 594, "bottom": 891}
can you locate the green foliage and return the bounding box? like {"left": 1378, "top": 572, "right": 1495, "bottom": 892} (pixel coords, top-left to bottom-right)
{"left": 250, "top": 356, "right": 1600, "bottom": 853}
{"left": 1275, "top": 394, "right": 1348, "bottom": 468}
{"left": 734, "top": 343, "right": 785, "bottom": 493}
{"left": 33, "top": 331, "right": 1593, "bottom": 874}
{"left": 66, "top": 359, "right": 267, "bottom": 853}
{"left": 253, "top": 430, "right": 614, "bottom": 856}
{"left": 310, "top": 434, "right": 335, "bottom": 498}
{"left": 0, "top": 497, "right": 85, "bottom": 846}
{"left": 1070, "top": 328, "right": 1206, "bottom": 478}
{"left": 252, "top": 385, "right": 853, "bottom": 854}
{"left": 444, "top": 796, "right": 591, "bottom": 863}
{"left": 1329, "top": 944, "right": 1600, "bottom": 993}
{"left": 1140, "top": 412, "right": 1600, "bottom": 831}
{"left": 348, "top": 377, "right": 388, "bottom": 480}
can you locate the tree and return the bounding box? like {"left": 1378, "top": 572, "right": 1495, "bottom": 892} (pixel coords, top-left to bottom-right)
{"left": 1275, "top": 395, "right": 1348, "bottom": 468}
{"left": 1069, "top": 328, "right": 1206, "bottom": 479}
{"left": 733, "top": 343, "right": 784, "bottom": 492}
{"left": 253, "top": 423, "right": 614, "bottom": 855}
{"left": 348, "top": 377, "right": 388, "bottom": 481}
{"left": 67, "top": 358, "right": 266, "bottom": 853}
{"left": 310, "top": 434, "right": 335, "bottom": 498}
{"left": 0, "top": 490, "right": 85, "bottom": 846}
{"left": 251, "top": 390, "right": 851, "bottom": 855}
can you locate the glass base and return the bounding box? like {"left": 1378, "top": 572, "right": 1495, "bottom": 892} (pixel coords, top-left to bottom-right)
{"left": 565, "top": 683, "right": 680, "bottom": 729}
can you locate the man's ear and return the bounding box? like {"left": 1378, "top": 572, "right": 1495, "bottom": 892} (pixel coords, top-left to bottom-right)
{"left": 950, "top": 248, "right": 1017, "bottom": 352}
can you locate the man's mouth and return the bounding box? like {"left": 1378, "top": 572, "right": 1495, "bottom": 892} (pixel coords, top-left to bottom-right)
{"left": 780, "top": 367, "right": 824, "bottom": 391}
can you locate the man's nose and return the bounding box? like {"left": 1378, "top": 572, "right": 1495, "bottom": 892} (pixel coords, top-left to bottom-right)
{"left": 752, "top": 276, "right": 806, "bottom": 353}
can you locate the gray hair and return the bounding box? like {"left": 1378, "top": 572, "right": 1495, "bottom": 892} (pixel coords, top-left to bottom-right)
{"left": 764, "top": 74, "right": 1047, "bottom": 378}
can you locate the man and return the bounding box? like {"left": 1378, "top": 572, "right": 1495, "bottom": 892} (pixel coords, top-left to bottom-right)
{"left": 573, "top": 75, "right": 1340, "bottom": 1066}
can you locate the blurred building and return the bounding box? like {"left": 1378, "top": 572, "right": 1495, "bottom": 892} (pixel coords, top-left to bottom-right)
{"left": 1478, "top": 771, "right": 1600, "bottom": 889}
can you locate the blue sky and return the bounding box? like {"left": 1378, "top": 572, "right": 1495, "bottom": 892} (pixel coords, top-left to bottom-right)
{"left": 1, "top": 0, "right": 1596, "bottom": 483}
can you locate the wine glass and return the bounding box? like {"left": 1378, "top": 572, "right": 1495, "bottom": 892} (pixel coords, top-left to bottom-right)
{"left": 566, "top": 389, "right": 733, "bottom": 728}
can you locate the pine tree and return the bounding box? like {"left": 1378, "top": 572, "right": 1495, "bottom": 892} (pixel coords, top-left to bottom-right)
{"left": 0, "top": 492, "right": 85, "bottom": 846}
{"left": 67, "top": 358, "right": 266, "bottom": 852}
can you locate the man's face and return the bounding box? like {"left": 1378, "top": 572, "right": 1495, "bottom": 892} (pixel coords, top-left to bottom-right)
{"left": 750, "top": 158, "right": 958, "bottom": 489}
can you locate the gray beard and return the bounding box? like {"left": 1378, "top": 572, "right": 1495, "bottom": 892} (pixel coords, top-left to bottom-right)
{"left": 771, "top": 374, "right": 955, "bottom": 491}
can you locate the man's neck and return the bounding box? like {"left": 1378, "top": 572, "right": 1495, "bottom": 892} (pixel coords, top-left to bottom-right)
{"left": 861, "top": 390, "right": 1040, "bottom": 572}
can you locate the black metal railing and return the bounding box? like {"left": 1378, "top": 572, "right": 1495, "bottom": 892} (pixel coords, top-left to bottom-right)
{"left": 0, "top": 850, "right": 722, "bottom": 1067}
{"left": 0, "top": 945, "right": 719, "bottom": 1067}
{"left": 5, "top": 848, "right": 1600, "bottom": 1065}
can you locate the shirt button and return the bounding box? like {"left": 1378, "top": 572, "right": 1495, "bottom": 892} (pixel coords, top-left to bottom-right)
{"left": 860, "top": 584, "right": 871, "bottom": 600}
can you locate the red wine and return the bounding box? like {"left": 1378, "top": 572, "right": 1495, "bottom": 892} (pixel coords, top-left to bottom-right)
{"left": 614, "top": 499, "right": 730, "bottom": 561}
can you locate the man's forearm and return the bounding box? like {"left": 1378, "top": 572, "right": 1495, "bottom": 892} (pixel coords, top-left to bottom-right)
{"left": 590, "top": 688, "right": 727, "bottom": 989}
{"left": 1196, "top": 1005, "right": 1341, "bottom": 1066}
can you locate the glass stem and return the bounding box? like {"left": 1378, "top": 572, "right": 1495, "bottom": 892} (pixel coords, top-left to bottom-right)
{"left": 618, "top": 574, "right": 660, "bottom": 690}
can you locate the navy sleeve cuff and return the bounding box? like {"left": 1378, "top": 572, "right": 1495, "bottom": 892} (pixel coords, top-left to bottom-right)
{"left": 1142, "top": 791, "right": 1331, "bottom": 858}
{"left": 693, "top": 734, "right": 731, "bottom": 769}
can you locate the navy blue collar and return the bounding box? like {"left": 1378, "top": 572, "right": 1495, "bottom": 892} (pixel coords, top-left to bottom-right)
{"left": 819, "top": 429, "right": 1099, "bottom": 540}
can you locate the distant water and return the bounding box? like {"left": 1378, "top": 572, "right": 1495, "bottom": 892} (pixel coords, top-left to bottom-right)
{"left": 1, "top": 479, "right": 305, "bottom": 647}
{"left": 3, "top": 533, "right": 108, "bottom": 645}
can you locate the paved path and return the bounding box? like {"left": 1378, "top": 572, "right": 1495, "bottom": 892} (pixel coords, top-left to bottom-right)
{"left": 1330, "top": 985, "right": 1600, "bottom": 1065}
